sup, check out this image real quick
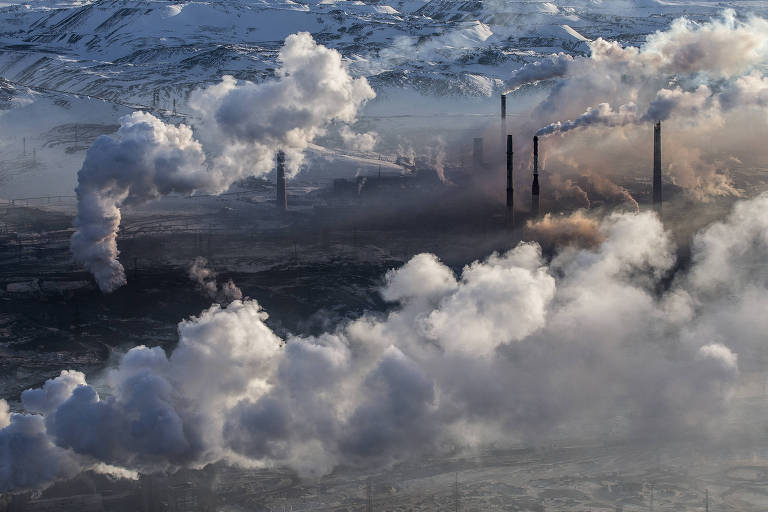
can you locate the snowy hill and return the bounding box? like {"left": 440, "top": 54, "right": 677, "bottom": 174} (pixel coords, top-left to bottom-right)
{"left": 0, "top": 0, "right": 756, "bottom": 108}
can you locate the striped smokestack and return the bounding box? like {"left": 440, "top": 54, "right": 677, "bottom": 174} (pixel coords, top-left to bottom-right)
{"left": 276, "top": 150, "right": 287, "bottom": 211}
{"left": 531, "top": 135, "right": 540, "bottom": 217}
{"left": 653, "top": 121, "right": 662, "bottom": 209}
{"left": 506, "top": 134, "right": 514, "bottom": 225}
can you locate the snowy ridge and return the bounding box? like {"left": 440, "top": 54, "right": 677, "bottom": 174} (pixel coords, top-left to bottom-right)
{"left": 0, "top": 0, "right": 759, "bottom": 105}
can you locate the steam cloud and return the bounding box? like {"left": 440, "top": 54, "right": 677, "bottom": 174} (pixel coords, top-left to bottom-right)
{"left": 504, "top": 52, "right": 574, "bottom": 93}
{"left": 188, "top": 257, "right": 243, "bottom": 304}
{"left": 511, "top": 11, "right": 768, "bottom": 197}
{"left": 10, "top": 193, "right": 768, "bottom": 492}
{"left": 71, "top": 32, "right": 375, "bottom": 292}
{"left": 536, "top": 102, "right": 639, "bottom": 137}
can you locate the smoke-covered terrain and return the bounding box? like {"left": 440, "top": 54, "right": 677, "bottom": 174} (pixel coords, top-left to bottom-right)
{"left": 3, "top": 1, "right": 768, "bottom": 511}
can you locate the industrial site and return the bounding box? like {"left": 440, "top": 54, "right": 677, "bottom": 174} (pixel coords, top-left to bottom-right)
{"left": 4, "top": 1, "right": 768, "bottom": 511}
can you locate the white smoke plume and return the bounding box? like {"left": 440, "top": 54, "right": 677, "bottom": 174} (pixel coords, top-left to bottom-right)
{"left": 429, "top": 136, "right": 448, "bottom": 183}
{"left": 188, "top": 32, "right": 375, "bottom": 178}
{"left": 643, "top": 85, "right": 715, "bottom": 122}
{"left": 340, "top": 126, "right": 379, "bottom": 153}
{"left": 504, "top": 52, "right": 574, "bottom": 93}
{"left": 0, "top": 399, "right": 9, "bottom": 429}
{"left": 71, "top": 112, "right": 215, "bottom": 293}
{"left": 536, "top": 102, "right": 639, "bottom": 137}
{"left": 189, "top": 257, "right": 243, "bottom": 304}
{"left": 11, "top": 193, "right": 768, "bottom": 492}
{"left": 515, "top": 11, "right": 768, "bottom": 197}
{"left": 71, "top": 32, "right": 375, "bottom": 293}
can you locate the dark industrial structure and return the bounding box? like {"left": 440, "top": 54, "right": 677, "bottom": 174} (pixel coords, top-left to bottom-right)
{"left": 506, "top": 134, "right": 514, "bottom": 224}
{"left": 501, "top": 94, "right": 506, "bottom": 119}
{"left": 653, "top": 121, "right": 662, "bottom": 209}
{"left": 532, "top": 135, "right": 540, "bottom": 216}
{"left": 276, "top": 150, "right": 287, "bottom": 211}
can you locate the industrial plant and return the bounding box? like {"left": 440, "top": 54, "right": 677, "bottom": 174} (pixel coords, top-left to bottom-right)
{"left": 3, "top": 1, "right": 768, "bottom": 511}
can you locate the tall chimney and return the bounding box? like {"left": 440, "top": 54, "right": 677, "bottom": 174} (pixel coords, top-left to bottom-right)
{"left": 506, "top": 134, "right": 514, "bottom": 225}
{"left": 531, "top": 136, "right": 540, "bottom": 216}
{"left": 276, "top": 150, "right": 287, "bottom": 211}
{"left": 473, "top": 137, "right": 484, "bottom": 169}
{"left": 653, "top": 121, "right": 662, "bottom": 209}
{"left": 501, "top": 94, "right": 507, "bottom": 119}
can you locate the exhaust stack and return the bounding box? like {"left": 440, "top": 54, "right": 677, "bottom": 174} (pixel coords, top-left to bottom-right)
{"left": 653, "top": 121, "right": 662, "bottom": 209}
{"left": 531, "top": 136, "right": 540, "bottom": 217}
{"left": 501, "top": 94, "right": 507, "bottom": 119}
{"left": 506, "top": 134, "right": 514, "bottom": 225}
{"left": 276, "top": 150, "right": 287, "bottom": 211}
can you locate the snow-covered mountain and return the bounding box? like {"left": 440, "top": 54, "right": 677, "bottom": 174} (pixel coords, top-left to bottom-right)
{"left": 0, "top": 0, "right": 755, "bottom": 107}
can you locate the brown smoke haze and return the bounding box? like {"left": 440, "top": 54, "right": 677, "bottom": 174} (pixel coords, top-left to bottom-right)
{"left": 525, "top": 210, "right": 604, "bottom": 249}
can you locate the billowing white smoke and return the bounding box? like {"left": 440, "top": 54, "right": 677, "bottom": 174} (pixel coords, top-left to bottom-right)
{"left": 512, "top": 11, "right": 768, "bottom": 196}
{"left": 188, "top": 33, "right": 375, "bottom": 177}
{"left": 504, "top": 52, "right": 574, "bottom": 94}
{"left": 188, "top": 257, "right": 243, "bottom": 304}
{"left": 71, "top": 32, "right": 375, "bottom": 293}
{"left": 536, "top": 102, "right": 639, "bottom": 136}
{"left": 71, "top": 113, "right": 215, "bottom": 292}
{"left": 11, "top": 193, "right": 768, "bottom": 492}
{"left": 339, "top": 125, "right": 379, "bottom": 153}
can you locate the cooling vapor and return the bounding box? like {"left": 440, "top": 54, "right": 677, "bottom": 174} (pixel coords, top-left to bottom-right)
{"left": 71, "top": 32, "right": 375, "bottom": 292}
{"left": 506, "top": 11, "right": 768, "bottom": 200}
{"left": 9, "top": 193, "right": 768, "bottom": 492}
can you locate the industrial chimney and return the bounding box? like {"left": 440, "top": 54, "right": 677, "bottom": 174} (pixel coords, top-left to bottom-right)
{"left": 473, "top": 137, "right": 484, "bottom": 169}
{"left": 276, "top": 150, "right": 287, "bottom": 211}
{"left": 506, "top": 134, "right": 514, "bottom": 225}
{"left": 652, "top": 121, "right": 662, "bottom": 209}
{"left": 501, "top": 94, "right": 507, "bottom": 119}
{"left": 531, "top": 136, "right": 540, "bottom": 216}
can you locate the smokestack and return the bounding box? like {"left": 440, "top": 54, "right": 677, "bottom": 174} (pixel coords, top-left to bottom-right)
{"left": 531, "top": 136, "right": 540, "bottom": 217}
{"left": 276, "top": 150, "right": 287, "bottom": 211}
{"left": 506, "top": 134, "right": 514, "bottom": 225}
{"left": 473, "top": 138, "right": 484, "bottom": 169}
{"left": 501, "top": 94, "right": 507, "bottom": 119}
{"left": 652, "top": 121, "right": 662, "bottom": 209}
